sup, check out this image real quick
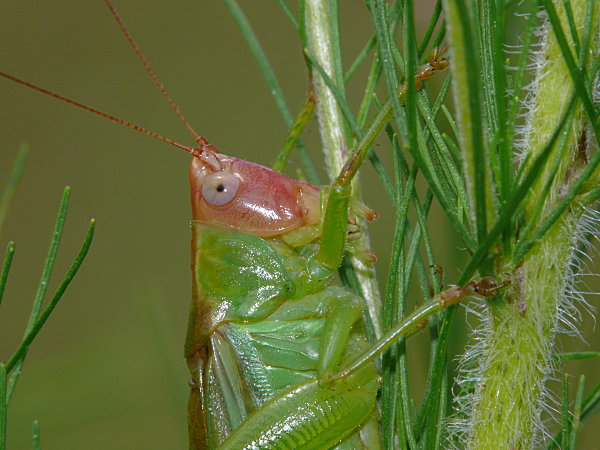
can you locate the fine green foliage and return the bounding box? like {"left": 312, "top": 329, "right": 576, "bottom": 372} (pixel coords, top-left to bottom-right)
{"left": 0, "top": 149, "right": 95, "bottom": 450}
{"left": 1, "top": 0, "right": 598, "bottom": 448}
{"left": 0, "top": 144, "right": 28, "bottom": 239}
{"left": 31, "top": 420, "right": 41, "bottom": 450}
{"left": 224, "top": 0, "right": 598, "bottom": 448}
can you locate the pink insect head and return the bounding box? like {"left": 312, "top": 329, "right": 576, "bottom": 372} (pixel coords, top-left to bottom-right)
{"left": 189, "top": 145, "right": 322, "bottom": 237}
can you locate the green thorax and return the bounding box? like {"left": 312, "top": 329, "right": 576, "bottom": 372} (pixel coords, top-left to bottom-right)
{"left": 191, "top": 222, "right": 333, "bottom": 322}
{"left": 186, "top": 222, "right": 374, "bottom": 448}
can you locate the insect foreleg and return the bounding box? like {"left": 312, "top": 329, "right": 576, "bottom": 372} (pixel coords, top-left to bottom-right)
{"left": 315, "top": 48, "right": 450, "bottom": 271}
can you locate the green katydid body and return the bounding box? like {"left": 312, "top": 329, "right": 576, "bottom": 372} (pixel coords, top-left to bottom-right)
{"left": 184, "top": 150, "right": 381, "bottom": 449}
{"left": 187, "top": 224, "right": 380, "bottom": 448}
{"left": 0, "top": 39, "right": 496, "bottom": 447}
{"left": 0, "top": 3, "right": 459, "bottom": 443}
{"left": 177, "top": 47, "right": 453, "bottom": 448}
{"left": 181, "top": 148, "right": 504, "bottom": 449}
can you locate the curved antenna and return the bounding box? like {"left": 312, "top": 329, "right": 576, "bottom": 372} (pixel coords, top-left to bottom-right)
{"left": 103, "top": 0, "right": 213, "bottom": 151}
{"left": 0, "top": 71, "right": 202, "bottom": 158}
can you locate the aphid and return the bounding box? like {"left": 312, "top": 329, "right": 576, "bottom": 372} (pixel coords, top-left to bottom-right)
{"left": 0, "top": 2, "right": 502, "bottom": 448}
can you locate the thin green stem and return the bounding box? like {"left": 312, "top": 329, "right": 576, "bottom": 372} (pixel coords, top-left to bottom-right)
{"left": 7, "top": 219, "right": 95, "bottom": 373}
{"left": 0, "top": 242, "right": 15, "bottom": 309}
{"left": 543, "top": 0, "right": 599, "bottom": 137}
{"left": 554, "top": 352, "right": 600, "bottom": 361}
{"left": 560, "top": 374, "right": 570, "bottom": 449}
{"left": 442, "top": 0, "right": 488, "bottom": 250}
{"left": 570, "top": 375, "right": 586, "bottom": 449}
{"left": 0, "top": 363, "right": 6, "bottom": 450}
{"left": 305, "top": 0, "right": 383, "bottom": 341}
{"left": 304, "top": 0, "right": 349, "bottom": 174}
{"left": 272, "top": 92, "right": 316, "bottom": 173}
{"left": 275, "top": 0, "right": 299, "bottom": 30}
{"left": 418, "top": 0, "right": 443, "bottom": 57}
{"left": 26, "top": 187, "right": 71, "bottom": 326}
{"left": 32, "top": 421, "right": 41, "bottom": 450}
{"left": 7, "top": 188, "right": 93, "bottom": 402}
{"left": 0, "top": 144, "right": 28, "bottom": 237}
{"left": 549, "top": 378, "right": 600, "bottom": 449}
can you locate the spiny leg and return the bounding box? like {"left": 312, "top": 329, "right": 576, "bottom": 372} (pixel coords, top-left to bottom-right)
{"left": 328, "top": 276, "right": 511, "bottom": 384}
{"left": 315, "top": 48, "right": 449, "bottom": 270}
{"left": 219, "top": 277, "right": 509, "bottom": 449}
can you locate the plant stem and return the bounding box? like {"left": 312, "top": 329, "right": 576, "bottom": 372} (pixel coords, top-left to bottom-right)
{"left": 0, "top": 144, "right": 28, "bottom": 238}
{"left": 303, "top": 0, "right": 346, "bottom": 175}
{"left": 304, "top": 0, "right": 383, "bottom": 339}
{"left": 467, "top": 2, "right": 599, "bottom": 448}
{"left": 0, "top": 363, "right": 6, "bottom": 450}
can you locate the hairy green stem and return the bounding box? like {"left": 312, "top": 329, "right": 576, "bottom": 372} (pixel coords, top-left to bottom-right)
{"left": 467, "top": 2, "right": 599, "bottom": 448}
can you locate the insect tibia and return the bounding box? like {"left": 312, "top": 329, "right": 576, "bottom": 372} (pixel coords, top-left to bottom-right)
{"left": 311, "top": 185, "right": 378, "bottom": 269}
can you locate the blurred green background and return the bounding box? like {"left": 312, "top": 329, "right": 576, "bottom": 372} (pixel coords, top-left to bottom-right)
{"left": 0, "top": 1, "right": 598, "bottom": 448}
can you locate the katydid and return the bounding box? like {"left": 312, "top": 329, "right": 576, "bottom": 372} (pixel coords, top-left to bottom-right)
{"left": 0, "top": 2, "right": 508, "bottom": 448}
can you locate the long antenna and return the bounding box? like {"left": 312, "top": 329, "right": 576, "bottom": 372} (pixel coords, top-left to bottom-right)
{"left": 0, "top": 71, "right": 202, "bottom": 158}
{"left": 103, "top": 0, "right": 212, "bottom": 150}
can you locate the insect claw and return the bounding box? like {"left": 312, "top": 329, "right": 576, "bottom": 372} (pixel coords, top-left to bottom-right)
{"left": 433, "top": 58, "right": 449, "bottom": 71}
{"left": 472, "top": 276, "right": 512, "bottom": 298}
{"left": 349, "top": 198, "right": 377, "bottom": 222}
{"left": 428, "top": 46, "right": 449, "bottom": 64}
{"left": 364, "top": 249, "right": 377, "bottom": 263}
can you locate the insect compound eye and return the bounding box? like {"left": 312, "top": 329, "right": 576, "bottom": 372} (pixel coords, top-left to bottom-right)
{"left": 201, "top": 171, "right": 241, "bottom": 207}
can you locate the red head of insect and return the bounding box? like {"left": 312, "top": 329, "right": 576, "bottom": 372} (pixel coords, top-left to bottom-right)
{"left": 189, "top": 148, "right": 321, "bottom": 236}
